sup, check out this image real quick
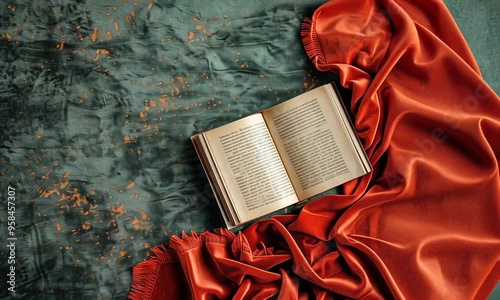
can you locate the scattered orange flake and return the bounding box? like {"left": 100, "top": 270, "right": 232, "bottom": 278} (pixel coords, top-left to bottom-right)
{"left": 124, "top": 135, "right": 131, "bottom": 143}
{"left": 119, "top": 250, "right": 127, "bottom": 258}
{"left": 59, "top": 181, "right": 69, "bottom": 189}
{"left": 140, "top": 210, "right": 148, "bottom": 220}
{"left": 144, "top": 242, "right": 150, "bottom": 248}
{"left": 159, "top": 96, "right": 168, "bottom": 105}
{"left": 130, "top": 10, "right": 135, "bottom": 17}
{"left": 56, "top": 220, "right": 61, "bottom": 232}
{"left": 188, "top": 31, "right": 194, "bottom": 39}
{"left": 59, "top": 194, "right": 71, "bottom": 201}
{"left": 150, "top": 99, "right": 157, "bottom": 107}
{"left": 82, "top": 222, "right": 91, "bottom": 230}
{"left": 132, "top": 217, "right": 151, "bottom": 231}
{"left": 36, "top": 135, "right": 43, "bottom": 139}
{"left": 139, "top": 111, "right": 147, "bottom": 119}
{"left": 63, "top": 171, "right": 70, "bottom": 178}
{"left": 172, "top": 84, "right": 180, "bottom": 95}
{"left": 56, "top": 42, "right": 65, "bottom": 50}
{"left": 67, "top": 188, "right": 88, "bottom": 207}
{"left": 111, "top": 203, "right": 126, "bottom": 216}
{"left": 91, "top": 27, "right": 99, "bottom": 42}
{"left": 83, "top": 91, "right": 89, "bottom": 99}
{"left": 148, "top": 2, "right": 153, "bottom": 9}
{"left": 114, "top": 22, "right": 119, "bottom": 30}
{"left": 195, "top": 24, "right": 204, "bottom": 30}
{"left": 41, "top": 188, "right": 60, "bottom": 198}
{"left": 126, "top": 182, "right": 135, "bottom": 189}
{"left": 100, "top": 49, "right": 110, "bottom": 55}
{"left": 177, "top": 76, "right": 188, "bottom": 86}
{"left": 110, "top": 184, "right": 120, "bottom": 191}
{"left": 3, "top": 33, "right": 11, "bottom": 41}
{"left": 259, "top": 74, "right": 265, "bottom": 78}
{"left": 192, "top": 16, "right": 200, "bottom": 21}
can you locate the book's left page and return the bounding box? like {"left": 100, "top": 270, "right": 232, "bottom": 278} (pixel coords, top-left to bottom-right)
{"left": 203, "top": 113, "right": 299, "bottom": 224}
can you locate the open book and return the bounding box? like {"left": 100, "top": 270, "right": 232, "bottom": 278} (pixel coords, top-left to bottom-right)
{"left": 191, "top": 83, "right": 372, "bottom": 228}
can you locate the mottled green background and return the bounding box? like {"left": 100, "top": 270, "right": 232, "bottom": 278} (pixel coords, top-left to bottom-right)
{"left": 0, "top": 0, "right": 497, "bottom": 299}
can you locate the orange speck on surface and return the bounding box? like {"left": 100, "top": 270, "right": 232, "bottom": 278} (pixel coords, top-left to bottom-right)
{"left": 67, "top": 188, "right": 89, "bottom": 207}
{"left": 126, "top": 182, "right": 135, "bottom": 189}
{"left": 56, "top": 220, "right": 61, "bottom": 232}
{"left": 139, "top": 112, "right": 147, "bottom": 119}
{"left": 192, "top": 16, "right": 200, "bottom": 21}
{"left": 159, "top": 96, "right": 168, "bottom": 105}
{"left": 3, "top": 34, "right": 12, "bottom": 41}
{"left": 144, "top": 242, "right": 150, "bottom": 248}
{"left": 173, "top": 85, "right": 180, "bottom": 95}
{"left": 130, "top": 10, "right": 135, "bottom": 17}
{"left": 132, "top": 217, "right": 151, "bottom": 231}
{"left": 41, "top": 188, "right": 60, "bottom": 198}
{"left": 177, "top": 76, "right": 188, "bottom": 85}
{"left": 59, "top": 181, "right": 69, "bottom": 189}
{"left": 150, "top": 99, "right": 157, "bottom": 107}
{"left": 83, "top": 91, "right": 89, "bottom": 99}
{"left": 92, "top": 27, "right": 99, "bottom": 42}
{"left": 36, "top": 135, "right": 43, "bottom": 139}
{"left": 148, "top": 2, "right": 153, "bottom": 9}
{"left": 59, "top": 194, "right": 71, "bottom": 201}
{"left": 114, "top": 22, "right": 119, "bottom": 30}
{"left": 195, "top": 24, "right": 204, "bottom": 30}
{"left": 188, "top": 31, "right": 195, "bottom": 39}
{"left": 82, "top": 222, "right": 91, "bottom": 230}
{"left": 119, "top": 250, "right": 127, "bottom": 258}
{"left": 56, "top": 42, "right": 64, "bottom": 50}
{"left": 140, "top": 210, "right": 148, "bottom": 220}
{"left": 124, "top": 135, "right": 131, "bottom": 143}
{"left": 100, "top": 49, "right": 110, "bottom": 55}
{"left": 63, "top": 171, "right": 70, "bottom": 178}
{"left": 111, "top": 203, "right": 126, "bottom": 216}
{"left": 110, "top": 184, "right": 120, "bottom": 191}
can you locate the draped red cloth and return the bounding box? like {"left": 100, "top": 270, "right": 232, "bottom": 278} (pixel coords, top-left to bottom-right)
{"left": 128, "top": 0, "right": 500, "bottom": 299}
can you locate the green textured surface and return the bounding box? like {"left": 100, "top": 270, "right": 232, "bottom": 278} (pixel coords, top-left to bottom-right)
{"left": 0, "top": 0, "right": 497, "bottom": 298}
{"left": 446, "top": 0, "right": 499, "bottom": 94}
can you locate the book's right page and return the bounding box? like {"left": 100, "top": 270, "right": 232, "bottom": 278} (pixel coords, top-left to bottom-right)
{"left": 262, "top": 84, "right": 369, "bottom": 200}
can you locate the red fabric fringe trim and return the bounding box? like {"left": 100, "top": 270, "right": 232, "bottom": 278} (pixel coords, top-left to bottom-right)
{"left": 301, "top": 17, "right": 325, "bottom": 67}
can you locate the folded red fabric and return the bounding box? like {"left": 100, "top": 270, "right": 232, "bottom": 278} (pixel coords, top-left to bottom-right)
{"left": 128, "top": 0, "right": 500, "bottom": 299}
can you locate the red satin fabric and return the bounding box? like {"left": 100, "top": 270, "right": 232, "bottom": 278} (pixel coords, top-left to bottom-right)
{"left": 129, "top": 0, "right": 500, "bottom": 299}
